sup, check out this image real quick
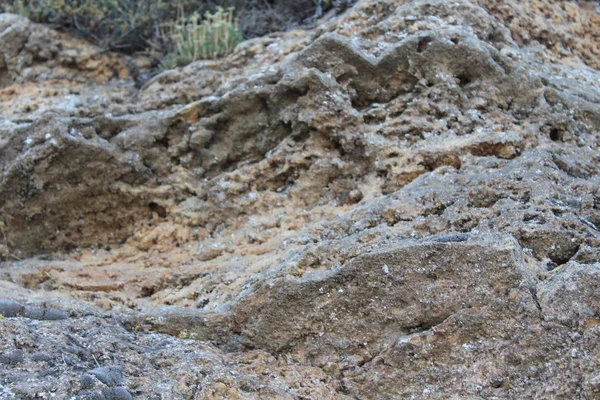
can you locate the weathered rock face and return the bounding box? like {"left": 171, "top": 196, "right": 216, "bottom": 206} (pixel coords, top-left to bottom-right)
{"left": 0, "top": 0, "right": 599, "bottom": 398}
{"left": 0, "top": 114, "right": 156, "bottom": 254}
{"left": 0, "top": 13, "right": 130, "bottom": 88}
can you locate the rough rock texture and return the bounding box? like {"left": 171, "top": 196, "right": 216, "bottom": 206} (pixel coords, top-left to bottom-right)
{"left": 1, "top": 0, "right": 599, "bottom": 398}
{"left": 0, "top": 14, "right": 133, "bottom": 88}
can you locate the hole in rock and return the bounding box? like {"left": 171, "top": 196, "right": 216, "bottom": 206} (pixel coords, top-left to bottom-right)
{"left": 140, "top": 286, "right": 158, "bottom": 298}
{"left": 417, "top": 37, "right": 433, "bottom": 53}
{"left": 549, "top": 128, "right": 562, "bottom": 141}
{"left": 549, "top": 244, "right": 580, "bottom": 266}
{"left": 457, "top": 73, "right": 473, "bottom": 87}
{"left": 149, "top": 202, "right": 167, "bottom": 218}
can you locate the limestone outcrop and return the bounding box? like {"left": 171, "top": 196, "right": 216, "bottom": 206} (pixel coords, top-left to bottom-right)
{"left": 0, "top": 0, "right": 599, "bottom": 398}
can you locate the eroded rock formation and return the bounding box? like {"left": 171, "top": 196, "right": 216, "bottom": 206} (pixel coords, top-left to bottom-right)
{"left": 0, "top": 0, "right": 599, "bottom": 398}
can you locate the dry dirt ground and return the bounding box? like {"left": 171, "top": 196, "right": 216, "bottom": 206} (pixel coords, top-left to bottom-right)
{"left": 0, "top": 0, "right": 599, "bottom": 398}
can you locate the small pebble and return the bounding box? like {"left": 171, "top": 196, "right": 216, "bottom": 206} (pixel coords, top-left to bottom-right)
{"left": 80, "top": 374, "right": 95, "bottom": 390}
{"left": 0, "top": 299, "right": 24, "bottom": 317}
{"left": 30, "top": 353, "right": 54, "bottom": 363}
{"left": 40, "top": 307, "right": 69, "bottom": 320}
{"left": 89, "top": 365, "right": 124, "bottom": 387}
{"left": 4, "top": 374, "right": 26, "bottom": 382}
{"left": 345, "top": 189, "right": 363, "bottom": 205}
{"left": 38, "top": 367, "right": 59, "bottom": 378}
{"left": 84, "top": 391, "right": 106, "bottom": 400}
{"left": 22, "top": 306, "right": 45, "bottom": 319}
{"left": 0, "top": 349, "right": 24, "bottom": 365}
{"left": 102, "top": 387, "right": 132, "bottom": 400}
{"left": 23, "top": 306, "right": 69, "bottom": 320}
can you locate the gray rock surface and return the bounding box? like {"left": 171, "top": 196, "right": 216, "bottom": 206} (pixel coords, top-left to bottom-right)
{"left": 88, "top": 366, "right": 124, "bottom": 387}
{"left": 0, "top": 0, "right": 599, "bottom": 398}
{"left": 0, "top": 13, "right": 130, "bottom": 88}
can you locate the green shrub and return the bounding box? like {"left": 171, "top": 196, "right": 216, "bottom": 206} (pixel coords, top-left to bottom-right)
{"left": 3, "top": 0, "right": 163, "bottom": 50}
{"left": 160, "top": 7, "right": 243, "bottom": 70}
{"left": 2, "top": 0, "right": 330, "bottom": 63}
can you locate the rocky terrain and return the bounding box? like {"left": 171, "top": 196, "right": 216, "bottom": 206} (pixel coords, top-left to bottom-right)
{"left": 0, "top": 0, "right": 599, "bottom": 398}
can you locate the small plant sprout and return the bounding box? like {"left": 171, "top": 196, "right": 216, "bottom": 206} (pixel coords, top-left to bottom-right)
{"left": 160, "top": 6, "right": 243, "bottom": 70}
